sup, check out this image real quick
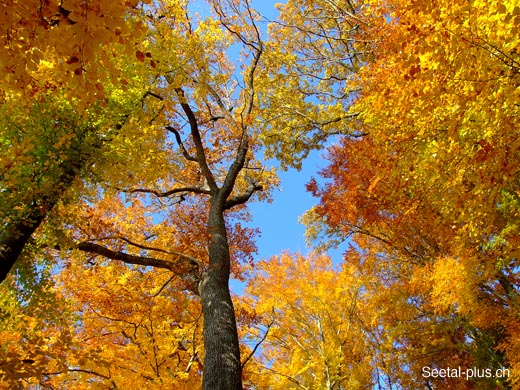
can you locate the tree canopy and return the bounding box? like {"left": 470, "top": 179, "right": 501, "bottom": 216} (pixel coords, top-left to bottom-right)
{"left": 1, "top": 0, "right": 519, "bottom": 389}
{"left": 305, "top": 0, "right": 519, "bottom": 387}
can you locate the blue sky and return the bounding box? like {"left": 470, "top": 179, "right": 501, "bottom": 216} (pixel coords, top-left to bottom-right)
{"left": 235, "top": 148, "right": 350, "bottom": 296}
{"left": 248, "top": 151, "right": 327, "bottom": 260}
{"left": 233, "top": 151, "right": 328, "bottom": 293}
{"left": 244, "top": 1, "right": 319, "bottom": 261}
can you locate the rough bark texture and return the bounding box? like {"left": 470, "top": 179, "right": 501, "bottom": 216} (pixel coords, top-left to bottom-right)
{"left": 200, "top": 196, "right": 242, "bottom": 390}
{"left": 0, "top": 210, "right": 46, "bottom": 282}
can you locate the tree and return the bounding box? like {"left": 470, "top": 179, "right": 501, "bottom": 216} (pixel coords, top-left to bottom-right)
{"left": 241, "top": 253, "right": 383, "bottom": 390}
{"left": 0, "top": 0, "right": 152, "bottom": 283}
{"left": 2, "top": 1, "right": 281, "bottom": 388}
{"left": 255, "top": 0, "right": 369, "bottom": 169}
{"left": 0, "top": 69, "right": 147, "bottom": 284}
{"left": 305, "top": 0, "right": 519, "bottom": 387}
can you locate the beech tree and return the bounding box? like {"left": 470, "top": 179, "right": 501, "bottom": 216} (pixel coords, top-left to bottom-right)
{"left": 0, "top": 0, "right": 149, "bottom": 283}
{"left": 2, "top": 1, "right": 279, "bottom": 389}
{"left": 305, "top": 0, "right": 520, "bottom": 387}
{"left": 241, "top": 253, "right": 384, "bottom": 390}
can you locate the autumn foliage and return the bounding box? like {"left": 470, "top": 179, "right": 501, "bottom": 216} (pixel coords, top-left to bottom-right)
{"left": 304, "top": 0, "right": 520, "bottom": 388}
{"left": 1, "top": 0, "right": 519, "bottom": 389}
{"left": 0, "top": 0, "right": 148, "bottom": 99}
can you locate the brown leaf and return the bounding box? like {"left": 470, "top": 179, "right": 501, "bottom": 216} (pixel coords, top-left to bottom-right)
{"left": 135, "top": 50, "right": 145, "bottom": 62}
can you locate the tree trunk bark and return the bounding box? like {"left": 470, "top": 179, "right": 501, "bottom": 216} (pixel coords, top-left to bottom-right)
{"left": 0, "top": 210, "right": 46, "bottom": 282}
{"left": 200, "top": 197, "right": 242, "bottom": 390}
{"left": 0, "top": 140, "right": 86, "bottom": 283}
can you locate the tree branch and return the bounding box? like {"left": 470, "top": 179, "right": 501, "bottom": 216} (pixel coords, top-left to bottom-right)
{"left": 241, "top": 318, "right": 274, "bottom": 369}
{"left": 202, "top": 83, "right": 237, "bottom": 123}
{"left": 151, "top": 274, "right": 177, "bottom": 297}
{"left": 119, "top": 186, "right": 211, "bottom": 197}
{"left": 213, "top": 1, "right": 263, "bottom": 120}
{"left": 224, "top": 179, "right": 263, "bottom": 210}
{"left": 175, "top": 88, "right": 217, "bottom": 192}
{"left": 216, "top": 2, "right": 263, "bottom": 204}
{"left": 497, "top": 272, "right": 519, "bottom": 310}
{"left": 259, "top": 364, "right": 310, "bottom": 390}
{"left": 77, "top": 242, "right": 178, "bottom": 270}
{"left": 220, "top": 134, "right": 249, "bottom": 204}
{"left": 240, "top": 3, "right": 263, "bottom": 120}
{"left": 76, "top": 242, "right": 200, "bottom": 294}
{"left": 87, "top": 236, "right": 201, "bottom": 266}
{"left": 42, "top": 368, "right": 112, "bottom": 381}
{"left": 165, "top": 125, "right": 197, "bottom": 162}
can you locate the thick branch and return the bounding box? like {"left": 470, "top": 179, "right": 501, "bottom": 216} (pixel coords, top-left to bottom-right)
{"left": 220, "top": 135, "right": 250, "bottom": 204}
{"left": 77, "top": 242, "right": 178, "bottom": 271}
{"left": 0, "top": 104, "right": 136, "bottom": 284}
{"left": 88, "top": 236, "right": 201, "bottom": 266}
{"left": 175, "top": 88, "right": 217, "bottom": 192}
{"left": 120, "top": 186, "right": 211, "bottom": 197}
{"left": 0, "top": 155, "right": 83, "bottom": 283}
{"left": 76, "top": 242, "right": 200, "bottom": 294}
{"left": 224, "top": 180, "right": 263, "bottom": 210}
{"left": 0, "top": 210, "right": 46, "bottom": 283}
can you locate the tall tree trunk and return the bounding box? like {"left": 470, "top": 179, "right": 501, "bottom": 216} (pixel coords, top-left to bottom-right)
{"left": 200, "top": 196, "right": 242, "bottom": 390}
{"left": 0, "top": 146, "right": 85, "bottom": 283}
{"left": 0, "top": 210, "right": 46, "bottom": 282}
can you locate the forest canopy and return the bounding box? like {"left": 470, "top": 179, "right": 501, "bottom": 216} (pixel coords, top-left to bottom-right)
{"left": 0, "top": 0, "right": 518, "bottom": 389}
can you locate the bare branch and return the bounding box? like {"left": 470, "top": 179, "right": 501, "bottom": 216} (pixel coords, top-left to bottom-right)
{"left": 241, "top": 318, "right": 275, "bottom": 369}
{"left": 165, "top": 125, "right": 197, "bottom": 162}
